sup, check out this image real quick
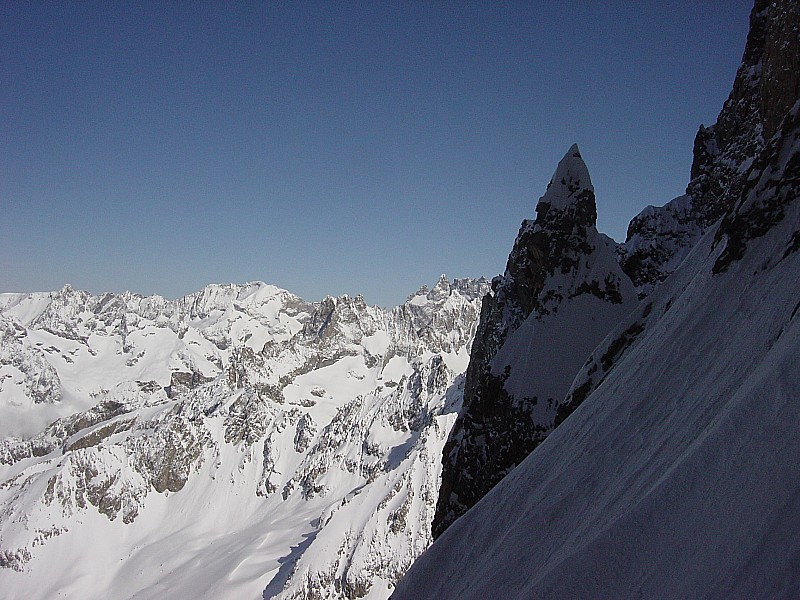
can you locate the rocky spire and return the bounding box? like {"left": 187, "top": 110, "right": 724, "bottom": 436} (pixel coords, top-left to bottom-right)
{"left": 432, "top": 145, "right": 636, "bottom": 538}
{"left": 534, "top": 143, "right": 596, "bottom": 228}
{"left": 426, "top": 274, "right": 451, "bottom": 302}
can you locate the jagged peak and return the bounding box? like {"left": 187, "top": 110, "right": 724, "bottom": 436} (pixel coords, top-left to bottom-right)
{"left": 58, "top": 283, "right": 77, "bottom": 295}
{"left": 533, "top": 144, "right": 597, "bottom": 233}
{"left": 429, "top": 273, "right": 450, "bottom": 294}
{"left": 406, "top": 275, "right": 489, "bottom": 305}
{"left": 540, "top": 144, "right": 594, "bottom": 208}
{"left": 408, "top": 284, "right": 429, "bottom": 300}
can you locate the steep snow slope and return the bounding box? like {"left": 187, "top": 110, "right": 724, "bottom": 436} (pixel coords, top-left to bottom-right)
{"left": 0, "top": 276, "right": 488, "bottom": 599}
{"left": 393, "top": 100, "right": 800, "bottom": 599}
{"left": 433, "top": 145, "right": 637, "bottom": 537}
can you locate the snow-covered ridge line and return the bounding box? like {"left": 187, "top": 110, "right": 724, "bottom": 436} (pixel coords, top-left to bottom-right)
{"left": 0, "top": 275, "right": 488, "bottom": 599}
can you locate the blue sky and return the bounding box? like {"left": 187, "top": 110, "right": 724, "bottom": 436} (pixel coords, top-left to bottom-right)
{"left": 2, "top": 1, "right": 752, "bottom": 306}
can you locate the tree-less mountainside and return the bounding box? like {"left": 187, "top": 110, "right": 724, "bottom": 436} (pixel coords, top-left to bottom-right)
{"left": 395, "top": 1, "right": 800, "bottom": 597}
{"left": 431, "top": 0, "right": 800, "bottom": 542}
{"left": 0, "top": 277, "right": 490, "bottom": 599}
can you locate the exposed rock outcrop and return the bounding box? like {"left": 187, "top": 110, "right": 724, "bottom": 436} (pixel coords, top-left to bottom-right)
{"left": 432, "top": 145, "right": 637, "bottom": 538}
{"left": 621, "top": 0, "right": 799, "bottom": 296}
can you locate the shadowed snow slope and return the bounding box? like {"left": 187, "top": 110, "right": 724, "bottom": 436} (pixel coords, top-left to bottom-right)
{"left": 393, "top": 98, "right": 800, "bottom": 600}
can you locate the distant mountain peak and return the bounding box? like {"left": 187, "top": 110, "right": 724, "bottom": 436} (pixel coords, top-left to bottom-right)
{"left": 427, "top": 274, "right": 451, "bottom": 302}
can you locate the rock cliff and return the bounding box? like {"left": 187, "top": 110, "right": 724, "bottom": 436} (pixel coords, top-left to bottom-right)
{"left": 432, "top": 145, "right": 637, "bottom": 538}
{"left": 621, "top": 0, "right": 799, "bottom": 297}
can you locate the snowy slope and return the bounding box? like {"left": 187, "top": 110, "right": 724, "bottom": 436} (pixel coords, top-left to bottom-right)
{"left": 0, "top": 275, "right": 488, "bottom": 599}
{"left": 393, "top": 101, "right": 800, "bottom": 600}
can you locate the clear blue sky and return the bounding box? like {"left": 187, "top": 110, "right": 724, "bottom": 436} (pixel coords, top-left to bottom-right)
{"left": 2, "top": 1, "right": 752, "bottom": 307}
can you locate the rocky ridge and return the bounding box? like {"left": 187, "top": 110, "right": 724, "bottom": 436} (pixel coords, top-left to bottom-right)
{"left": 620, "top": 0, "right": 799, "bottom": 297}
{"left": 432, "top": 145, "right": 637, "bottom": 538}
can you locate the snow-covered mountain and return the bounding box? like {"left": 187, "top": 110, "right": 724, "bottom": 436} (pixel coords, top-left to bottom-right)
{"left": 4, "top": 0, "right": 797, "bottom": 597}
{"left": 394, "top": 0, "right": 800, "bottom": 597}
{"left": 433, "top": 144, "right": 637, "bottom": 537}
{"left": 0, "top": 275, "right": 489, "bottom": 599}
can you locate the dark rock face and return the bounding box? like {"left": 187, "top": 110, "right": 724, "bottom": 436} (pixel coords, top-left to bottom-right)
{"left": 710, "top": 2, "right": 800, "bottom": 274}
{"left": 621, "top": 0, "right": 800, "bottom": 296}
{"left": 430, "top": 225, "right": 559, "bottom": 538}
{"left": 714, "top": 99, "right": 800, "bottom": 274}
{"left": 686, "top": 0, "right": 770, "bottom": 228}
{"left": 561, "top": 0, "right": 800, "bottom": 435}
{"left": 166, "top": 369, "right": 213, "bottom": 398}
{"left": 620, "top": 194, "right": 699, "bottom": 297}
{"left": 757, "top": 0, "right": 800, "bottom": 140}
{"left": 432, "top": 146, "right": 636, "bottom": 538}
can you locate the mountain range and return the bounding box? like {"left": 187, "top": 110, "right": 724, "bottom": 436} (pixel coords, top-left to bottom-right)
{"left": 0, "top": 277, "right": 489, "bottom": 598}
{"left": 2, "top": 0, "right": 799, "bottom": 598}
